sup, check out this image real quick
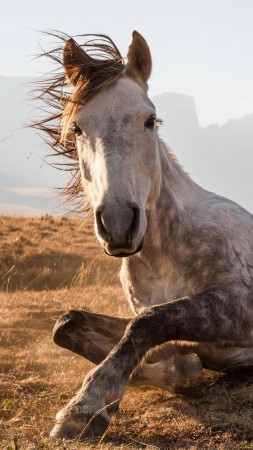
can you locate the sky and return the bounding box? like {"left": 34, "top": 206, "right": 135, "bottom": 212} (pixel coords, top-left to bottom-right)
{"left": 1, "top": 0, "right": 253, "bottom": 127}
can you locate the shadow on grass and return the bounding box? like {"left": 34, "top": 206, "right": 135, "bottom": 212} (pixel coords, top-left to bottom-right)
{"left": 0, "top": 248, "right": 119, "bottom": 291}
{"left": 0, "top": 250, "right": 85, "bottom": 291}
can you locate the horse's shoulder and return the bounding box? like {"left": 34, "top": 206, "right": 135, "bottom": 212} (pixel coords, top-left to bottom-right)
{"left": 183, "top": 193, "right": 253, "bottom": 258}
{"left": 186, "top": 193, "right": 253, "bottom": 228}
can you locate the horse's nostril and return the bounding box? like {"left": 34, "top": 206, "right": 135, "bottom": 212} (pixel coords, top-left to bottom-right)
{"left": 95, "top": 210, "right": 112, "bottom": 243}
{"left": 95, "top": 204, "right": 140, "bottom": 248}
{"left": 127, "top": 207, "right": 140, "bottom": 242}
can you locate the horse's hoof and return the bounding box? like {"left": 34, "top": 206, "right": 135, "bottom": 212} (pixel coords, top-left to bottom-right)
{"left": 161, "top": 353, "right": 203, "bottom": 395}
{"left": 50, "top": 408, "right": 110, "bottom": 440}
{"left": 172, "top": 353, "right": 203, "bottom": 394}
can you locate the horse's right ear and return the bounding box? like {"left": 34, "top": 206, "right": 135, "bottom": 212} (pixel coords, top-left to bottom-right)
{"left": 63, "top": 38, "right": 91, "bottom": 86}
{"left": 126, "top": 31, "right": 152, "bottom": 87}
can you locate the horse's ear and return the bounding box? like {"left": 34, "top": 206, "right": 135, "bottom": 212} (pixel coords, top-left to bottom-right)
{"left": 63, "top": 38, "right": 91, "bottom": 86}
{"left": 126, "top": 31, "right": 152, "bottom": 86}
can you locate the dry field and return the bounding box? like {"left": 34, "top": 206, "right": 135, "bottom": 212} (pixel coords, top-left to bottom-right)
{"left": 1, "top": 215, "right": 253, "bottom": 450}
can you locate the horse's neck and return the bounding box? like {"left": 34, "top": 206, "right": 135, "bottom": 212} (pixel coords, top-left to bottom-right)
{"left": 144, "top": 140, "right": 204, "bottom": 256}
{"left": 159, "top": 140, "right": 202, "bottom": 207}
{"left": 120, "top": 139, "right": 206, "bottom": 312}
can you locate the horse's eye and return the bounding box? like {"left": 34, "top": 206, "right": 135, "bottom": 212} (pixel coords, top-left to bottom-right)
{"left": 71, "top": 122, "right": 82, "bottom": 136}
{"left": 144, "top": 116, "right": 156, "bottom": 129}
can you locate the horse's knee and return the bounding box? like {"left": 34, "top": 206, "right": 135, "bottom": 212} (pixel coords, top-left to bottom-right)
{"left": 53, "top": 309, "right": 105, "bottom": 364}
{"left": 53, "top": 310, "right": 81, "bottom": 346}
{"left": 53, "top": 310, "right": 87, "bottom": 350}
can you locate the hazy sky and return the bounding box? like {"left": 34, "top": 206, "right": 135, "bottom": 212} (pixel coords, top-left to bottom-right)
{"left": 1, "top": 0, "right": 253, "bottom": 126}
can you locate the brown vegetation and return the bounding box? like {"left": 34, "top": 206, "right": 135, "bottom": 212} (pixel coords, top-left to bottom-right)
{"left": 1, "top": 215, "right": 253, "bottom": 449}
{"left": 0, "top": 215, "right": 119, "bottom": 291}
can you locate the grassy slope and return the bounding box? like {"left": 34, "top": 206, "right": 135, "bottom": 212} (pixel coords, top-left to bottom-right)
{"left": 1, "top": 215, "right": 253, "bottom": 450}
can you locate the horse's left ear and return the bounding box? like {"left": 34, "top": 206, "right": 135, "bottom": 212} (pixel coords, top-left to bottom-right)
{"left": 63, "top": 38, "right": 92, "bottom": 86}
{"left": 126, "top": 31, "right": 152, "bottom": 87}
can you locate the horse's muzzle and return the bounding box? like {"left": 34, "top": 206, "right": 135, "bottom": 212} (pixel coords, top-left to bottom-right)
{"left": 95, "top": 203, "right": 143, "bottom": 257}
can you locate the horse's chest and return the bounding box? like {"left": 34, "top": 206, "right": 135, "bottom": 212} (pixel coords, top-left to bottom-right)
{"left": 127, "top": 282, "right": 186, "bottom": 314}
{"left": 120, "top": 259, "right": 194, "bottom": 315}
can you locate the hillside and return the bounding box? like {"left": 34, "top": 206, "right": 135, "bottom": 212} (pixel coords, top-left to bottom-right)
{"left": 1, "top": 215, "right": 253, "bottom": 449}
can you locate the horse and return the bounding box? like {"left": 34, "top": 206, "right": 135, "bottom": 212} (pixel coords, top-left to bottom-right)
{"left": 34, "top": 30, "right": 253, "bottom": 440}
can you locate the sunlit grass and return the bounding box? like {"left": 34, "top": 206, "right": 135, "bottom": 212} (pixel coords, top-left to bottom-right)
{"left": 1, "top": 215, "right": 253, "bottom": 449}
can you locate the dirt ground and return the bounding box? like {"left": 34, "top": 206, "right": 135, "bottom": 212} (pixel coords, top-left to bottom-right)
{"left": 1, "top": 215, "right": 253, "bottom": 450}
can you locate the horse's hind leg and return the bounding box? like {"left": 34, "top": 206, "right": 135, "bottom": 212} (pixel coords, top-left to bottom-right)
{"left": 53, "top": 310, "right": 203, "bottom": 394}
{"left": 196, "top": 343, "right": 253, "bottom": 373}
{"left": 130, "top": 344, "right": 203, "bottom": 394}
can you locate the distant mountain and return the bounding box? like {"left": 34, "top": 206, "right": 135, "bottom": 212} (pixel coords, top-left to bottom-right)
{"left": 154, "top": 92, "right": 253, "bottom": 212}
{"left": 0, "top": 77, "right": 252, "bottom": 215}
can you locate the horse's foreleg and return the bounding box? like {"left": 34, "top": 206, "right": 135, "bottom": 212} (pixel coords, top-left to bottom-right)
{"left": 51, "top": 289, "right": 252, "bottom": 440}
{"left": 53, "top": 310, "right": 129, "bottom": 365}
{"left": 53, "top": 310, "right": 203, "bottom": 394}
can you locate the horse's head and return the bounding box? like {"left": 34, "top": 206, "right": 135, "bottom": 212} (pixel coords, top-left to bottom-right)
{"left": 48, "top": 32, "right": 162, "bottom": 257}
{"left": 64, "top": 32, "right": 163, "bottom": 257}
{"left": 62, "top": 32, "right": 162, "bottom": 257}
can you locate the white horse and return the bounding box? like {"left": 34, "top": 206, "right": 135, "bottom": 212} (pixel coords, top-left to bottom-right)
{"left": 34, "top": 31, "right": 253, "bottom": 439}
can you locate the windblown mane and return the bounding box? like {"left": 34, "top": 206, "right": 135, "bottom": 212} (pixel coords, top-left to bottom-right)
{"left": 32, "top": 32, "right": 125, "bottom": 212}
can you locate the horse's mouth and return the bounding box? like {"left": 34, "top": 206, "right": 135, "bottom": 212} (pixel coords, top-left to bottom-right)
{"left": 103, "top": 238, "right": 144, "bottom": 258}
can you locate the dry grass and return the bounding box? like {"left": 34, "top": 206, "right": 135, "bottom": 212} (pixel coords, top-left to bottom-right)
{"left": 0, "top": 215, "right": 119, "bottom": 291}
{"left": 1, "top": 215, "right": 253, "bottom": 450}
